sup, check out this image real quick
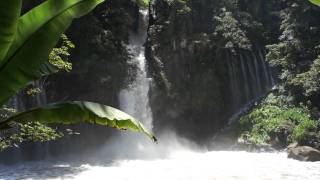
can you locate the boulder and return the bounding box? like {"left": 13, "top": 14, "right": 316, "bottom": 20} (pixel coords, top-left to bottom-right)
{"left": 287, "top": 146, "right": 320, "bottom": 161}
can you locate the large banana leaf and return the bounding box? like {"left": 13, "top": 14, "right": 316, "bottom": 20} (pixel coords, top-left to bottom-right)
{"left": 0, "top": 101, "right": 157, "bottom": 142}
{"left": 0, "top": 0, "right": 22, "bottom": 64}
{"left": 309, "top": 0, "right": 320, "bottom": 6}
{"left": 5, "top": 0, "right": 99, "bottom": 60}
{"left": 0, "top": 0, "right": 104, "bottom": 106}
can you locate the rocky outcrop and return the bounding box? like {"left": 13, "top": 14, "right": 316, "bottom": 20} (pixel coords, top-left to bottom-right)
{"left": 288, "top": 145, "right": 320, "bottom": 162}
{"left": 48, "top": 0, "right": 140, "bottom": 106}
{"left": 146, "top": 0, "right": 275, "bottom": 144}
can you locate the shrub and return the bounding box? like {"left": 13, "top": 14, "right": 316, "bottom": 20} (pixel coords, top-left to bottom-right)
{"left": 292, "top": 119, "right": 318, "bottom": 144}
{"left": 239, "top": 93, "right": 319, "bottom": 146}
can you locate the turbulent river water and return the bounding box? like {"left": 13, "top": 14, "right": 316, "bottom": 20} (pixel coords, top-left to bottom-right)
{"left": 1, "top": 150, "right": 320, "bottom": 180}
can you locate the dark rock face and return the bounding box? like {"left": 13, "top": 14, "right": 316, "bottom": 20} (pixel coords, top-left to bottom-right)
{"left": 288, "top": 146, "right": 320, "bottom": 162}
{"left": 146, "top": 0, "right": 275, "bottom": 144}
{"left": 48, "top": 0, "right": 140, "bottom": 107}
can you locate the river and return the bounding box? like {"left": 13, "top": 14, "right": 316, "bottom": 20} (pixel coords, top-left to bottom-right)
{"left": 1, "top": 150, "right": 320, "bottom": 180}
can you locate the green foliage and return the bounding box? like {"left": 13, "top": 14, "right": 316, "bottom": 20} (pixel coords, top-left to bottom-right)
{"left": 0, "top": 122, "right": 62, "bottom": 151}
{"left": 309, "top": 0, "right": 320, "bottom": 6}
{"left": 292, "top": 119, "right": 318, "bottom": 143}
{"left": 26, "top": 87, "right": 42, "bottom": 97}
{"left": 0, "top": 0, "right": 22, "bottom": 63}
{"left": 0, "top": 102, "right": 157, "bottom": 142}
{"left": 239, "top": 93, "right": 318, "bottom": 145}
{"left": 266, "top": 0, "right": 320, "bottom": 102}
{"left": 245, "top": 0, "right": 320, "bottom": 146}
{"left": 0, "top": 107, "right": 63, "bottom": 151}
{"left": 18, "top": 122, "right": 63, "bottom": 143}
{"left": 0, "top": 106, "right": 16, "bottom": 120}
{"left": 213, "top": 9, "right": 251, "bottom": 51}
{"left": 0, "top": 0, "right": 105, "bottom": 106}
{"left": 169, "top": 0, "right": 191, "bottom": 15}
{"left": 291, "top": 56, "right": 320, "bottom": 96}
{"left": 137, "top": 0, "right": 151, "bottom": 8}
{"left": 48, "top": 34, "right": 74, "bottom": 72}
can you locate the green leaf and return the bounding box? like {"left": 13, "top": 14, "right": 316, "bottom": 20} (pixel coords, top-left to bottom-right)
{"left": 0, "top": 0, "right": 104, "bottom": 106}
{"left": 5, "top": 0, "right": 92, "bottom": 60}
{"left": 309, "top": 0, "right": 320, "bottom": 6}
{"left": 0, "top": 0, "right": 22, "bottom": 64}
{"left": 0, "top": 101, "right": 157, "bottom": 142}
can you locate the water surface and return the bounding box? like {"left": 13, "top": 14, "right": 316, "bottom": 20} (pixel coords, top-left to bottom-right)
{"left": 1, "top": 150, "right": 320, "bottom": 180}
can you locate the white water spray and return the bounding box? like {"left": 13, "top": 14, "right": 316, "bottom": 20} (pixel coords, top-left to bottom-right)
{"left": 119, "top": 10, "right": 153, "bottom": 130}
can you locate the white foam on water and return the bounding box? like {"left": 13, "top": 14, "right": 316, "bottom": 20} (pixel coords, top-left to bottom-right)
{"left": 67, "top": 151, "right": 320, "bottom": 180}
{"left": 1, "top": 150, "right": 320, "bottom": 180}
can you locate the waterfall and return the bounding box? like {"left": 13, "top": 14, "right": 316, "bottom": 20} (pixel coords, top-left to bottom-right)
{"left": 227, "top": 49, "right": 274, "bottom": 121}
{"left": 33, "top": 80, "right": 47, "bottom": 107}
{"left": 252, "top": 52, "right": 262, "bottom": 95}
{"left": 119, "top": 9, "right": 153, "bottom": 130}
{"left": 258, "top": 50, "right": 271, "bottom": 88}
{"left": 7, "top": 94, "right": 23, "bottom": 111}
{"left": 246, "top": 53, "right": 259, "bottom": 97}
{"left": 240, "top": 54, "right": 250, "bottom": 101}
{"left": 227, "top": 52, "right": 241, "bottom": 110}
{"left": 262, "top": 49, "right": 275, "bottom": 87}
{"left": 95, "top": 9, "right": 159, "bottom": 160}
{"left": 6, "top": 79, "right": 47, "bottom": 113}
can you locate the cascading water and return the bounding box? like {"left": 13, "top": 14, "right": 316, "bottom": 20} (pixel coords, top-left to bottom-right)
{"left": 6, "top": 79, "right": 47, "bottom": 112}
{"left": 252, "top": 52, "right": 263, "bottom": 95}
{"left": 1, "top": 8, "right": 320, "bottom": 180}
{"left": 92, "top": 9, "right": 161, "bottom": 160}
{"left": 32, "top": 80, "right": 47, "bottom": 107}
{"left": 240, "top": 54, "right": 250, "bottom": 101}
{"left": 226, "top": 49, "right": 275, "bottom": 119}
{"left": 119, "top": 10, "right": 153, "bottom": 131}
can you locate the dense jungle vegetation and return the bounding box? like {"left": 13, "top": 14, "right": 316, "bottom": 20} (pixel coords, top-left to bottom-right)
{"left": 237, "top": 0, "right": 320, "bottom": 149}
{"left": 144, "top": 0, "right": 320, "bottom": 150}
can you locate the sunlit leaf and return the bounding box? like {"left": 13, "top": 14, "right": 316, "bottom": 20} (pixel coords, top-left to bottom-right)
{"left": 309, "top": 0, "right": 320, "bottom": 6}
{"left": 0, "top": 101, "right": 157, "bottom": 142}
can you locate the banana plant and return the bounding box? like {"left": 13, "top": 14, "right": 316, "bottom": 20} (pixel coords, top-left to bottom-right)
{"left": 0, "top": 0, "right": 157, "bottom": 142}
{"left": 309, "top": 0, "right": 320, "bottom": 6}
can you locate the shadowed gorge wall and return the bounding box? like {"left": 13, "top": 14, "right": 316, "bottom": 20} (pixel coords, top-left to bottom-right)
{"left": 146, "top": 0, "right": 276, "bottom": 143}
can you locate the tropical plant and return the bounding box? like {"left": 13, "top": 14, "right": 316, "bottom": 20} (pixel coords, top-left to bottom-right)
{"left": 309, "top": 0, "right": 320, "bottom": 6}
{"left": 137, "top": 0, "right": 151, "bottom": 8}
{"left": 213, "top": 9, "right": 251, "bottom": 51}
{"left": 239, "top": 93, "right": 318, "bottom": 145}
{"left": 266, "top": 0, "right": 320, "bottom": 104}
{"left": 0, "top": 0, "right": 157, "bottom": 148}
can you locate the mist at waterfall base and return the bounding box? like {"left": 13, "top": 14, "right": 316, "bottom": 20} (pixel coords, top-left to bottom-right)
{"left": 2, "top": 146, "right": 320, "bottom": 179}
{"left": 1, "top": 10, "right": 320, "bottom": 180}
{"left": 2, "top": 127, "right": 320, "bottom": 179}
{"left": 89, "top": 9, "right": 204, "bottom": 161}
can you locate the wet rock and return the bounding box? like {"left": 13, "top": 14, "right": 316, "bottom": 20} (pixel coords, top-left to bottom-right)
{"left": 287, "top": 146, "right": 320, "bottom": 162}
{"left": 287, "top": 142, "right": 299, "bottom": 149}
